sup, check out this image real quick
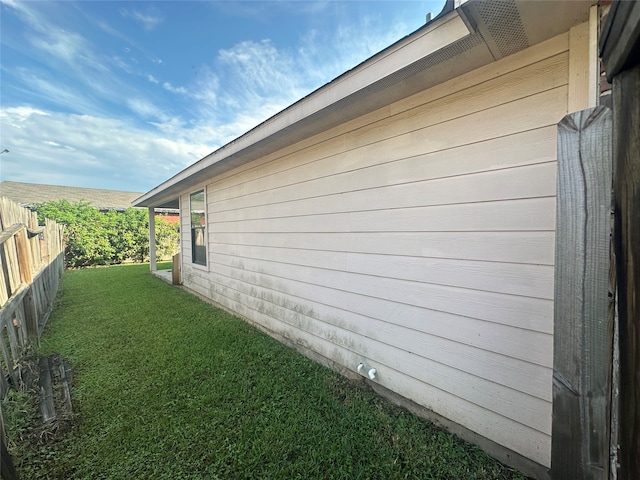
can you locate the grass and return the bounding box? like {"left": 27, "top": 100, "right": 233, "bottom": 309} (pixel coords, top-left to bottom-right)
{"left": 9, "top": 263, "right": 529, "bottom": 479}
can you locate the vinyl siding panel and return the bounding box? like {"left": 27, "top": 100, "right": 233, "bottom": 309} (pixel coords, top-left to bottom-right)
{"left": 208, "top": 254, "right": 553, "bottom": 334}
{"left": 180, "top": 32, "right": 573, "bottom": 468}
{"left": 209, "top": 244, "right": 554, "bottom": 299}
{"left": 211, "top": 231, "right": 555, "bottom": 265}
{"left": 208, "top": 85, "right": 566, "bottom": 208}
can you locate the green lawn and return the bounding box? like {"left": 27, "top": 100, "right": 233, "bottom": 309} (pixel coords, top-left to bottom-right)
{"left": 8, "top": 263, "right": 528, "bottom": 479}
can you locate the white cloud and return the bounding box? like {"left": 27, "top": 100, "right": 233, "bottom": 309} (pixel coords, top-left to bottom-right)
{"left": 1, "top": 2, "right": 138, "bottom": 115}
{"left": 0, "top": 2, "right": 429, "bottom": 193}
{"left": 126, "top": 98, "right": 168, "bottom": 121}
{"left": 296, "top": 15, "right": 411, "bottom": 87}
{"left": 119, "top": 8, "right": 164, "bottom": 31}
{"left": 9, "top": 67, "right": 108, "bottom": 116}
{"left": 184, "top": 39, "right": 310, "bottom": 133}
{"left": 1, "top": 106, "right": 49, "bottom": 119}
{"left": 190, "top": 68, "right": 220, "bottom": 107}
{"left": 181, "top": 15, "right": 411, "bottom": 137}
{"left": 1, "top": 0, "right": 45, "bottom": 31}
{"left": 4, "top": 1, "right": 104, "bottom": 73}
{"left": 0, "top": 107, "right": 212, "bottom": 191}
{"left": 162, "top": 82, "right": 187, "bottom": 95}
{"left": 27, "top": 28, "right": 87, "bottom": 65}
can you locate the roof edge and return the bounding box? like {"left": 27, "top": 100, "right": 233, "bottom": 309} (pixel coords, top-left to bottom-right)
{"left": 135, "top": 0, "right": 591, "bottom": 209}
{"left": 133, "top": 2, "right": 466, "bottom": 208}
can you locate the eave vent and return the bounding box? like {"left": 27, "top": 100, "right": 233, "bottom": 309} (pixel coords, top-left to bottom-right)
{"left": 474, "top": 0, "right": 529, "bottom": 58}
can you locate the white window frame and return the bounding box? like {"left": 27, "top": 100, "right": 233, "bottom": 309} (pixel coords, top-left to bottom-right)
{"left": 189, "top": 189, "right": 207, "bottom": 268}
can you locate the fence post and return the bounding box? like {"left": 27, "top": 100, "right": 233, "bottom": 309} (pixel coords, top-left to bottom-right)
{"left": 551, "top": 106, "right": 614, "bottom": 479}
{"left": 23, "top": 289, "right": 38, "bottom": 344}
{"left": 172, "top": 253, "right": 181, "bottom": 285}
{"left": 14, "top": 228, "right": 32, "bottom": 285}
{"left": 600, "top": 2, "right": 640, "bottom": 475}
{"left": 611, "top": 64, "right": 640, "bottom": 479}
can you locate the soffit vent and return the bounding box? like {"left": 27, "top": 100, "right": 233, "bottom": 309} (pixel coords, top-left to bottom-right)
{"left": 471, "top": 0, "right": 529, "bottom": 59}
{"left": 404, "top": 32, "right": 485, "bottom": 78}
{"left": 364, "top": 33, "right": 484, "bottom": 92}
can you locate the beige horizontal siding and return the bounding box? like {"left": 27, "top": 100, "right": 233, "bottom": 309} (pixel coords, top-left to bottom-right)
{"left": 208, "top": 274, "right": 552, "bottom": 467}
{"left": 208, "top": 259, "right": 554, "bottom": 392}
{"left": 209, "top": 197, "right": 556, "bottom": 233}
{"left": 210, "top": 126, "right": 556, "bottom": 211}
{"left": 211, "top": 231, "right": 555, "bottom": 265}
{"left": 207, "top": 32, "right": 568, "bottom": 190}
{"left": 179, "top": 31, "right": 576, "bottom": 467}
{"left": 211, "top": 268, "right": 552, "bottom": 424}
{"left": 209, "top": 256, "right": 552, "bottom": 368}
{"left": 211, "top": 162, "right": 557, "bottom": 222}
{"left": 209, "top": 244, "right": 554, "bottom": 299}
{"left": 208, "top": 253, "right": 553, "bottom": 334}
{"left": 208, "top": 85, "right": 566, "bottom": 207}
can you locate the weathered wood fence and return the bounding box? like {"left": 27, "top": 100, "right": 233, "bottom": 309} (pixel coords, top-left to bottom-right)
{"left": 600, "top": 1, "right": 640, "bottom": 478}
{"left": 551, "top": 107, "right": 614, "bottom": 480}
{"left": 0, "top": 197, "right": 64, "bottom": 480}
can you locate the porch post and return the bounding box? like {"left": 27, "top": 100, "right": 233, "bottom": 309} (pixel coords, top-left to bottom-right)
{"left": 148, "top": 207, "right": 156, "bottom": 272}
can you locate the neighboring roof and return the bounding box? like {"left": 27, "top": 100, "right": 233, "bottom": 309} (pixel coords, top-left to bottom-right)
{"left": 134, "top": 0, "right": 594, "bottom": 210}
{"left": 0, "top": 181, "right": 143, "bottom": 211}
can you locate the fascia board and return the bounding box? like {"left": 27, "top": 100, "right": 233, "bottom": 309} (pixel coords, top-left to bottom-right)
{"left": 293, "top": 12, "right": 470, "bottom": 117}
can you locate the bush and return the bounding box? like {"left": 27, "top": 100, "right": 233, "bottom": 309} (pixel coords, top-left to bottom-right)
{"left": 30, "top": 201, "right": 179, "bottom": 268}
{"left": 155, "top": 215, "right": 181, "bottom": 260}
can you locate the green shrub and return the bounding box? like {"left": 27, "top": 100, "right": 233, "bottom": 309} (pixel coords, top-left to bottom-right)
{"left": 30, "top": 201, "right": 179, "bottom": 267}
{"left": 155, "top": 216, "right": 180, "bottom": 260}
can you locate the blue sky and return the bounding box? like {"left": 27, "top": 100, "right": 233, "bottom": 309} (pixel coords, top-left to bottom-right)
{"left": 1, "top": 0, "right": 444, "bottom": 193}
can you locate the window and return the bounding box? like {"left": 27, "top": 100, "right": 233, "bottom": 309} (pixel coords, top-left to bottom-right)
{"left": 190, "top": 189, "right": 206, "bottom": 266}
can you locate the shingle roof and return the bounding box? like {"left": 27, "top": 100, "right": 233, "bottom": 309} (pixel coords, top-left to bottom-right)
{"left": 0, "top": 181, "right": 143, "bottom": 211}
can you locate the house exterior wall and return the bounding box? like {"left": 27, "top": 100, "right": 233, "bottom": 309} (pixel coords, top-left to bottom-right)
{"left": 179, "top": 29, "right": 583, "bottom": 469}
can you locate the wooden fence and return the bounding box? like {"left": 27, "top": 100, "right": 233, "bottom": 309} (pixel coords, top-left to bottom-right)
{"left": 600, "top": 2, "right": 640, "bottom": 478}
{"left": 0, "top": 197, "right": 64, "bottom": 480}
{"left": 551, "top": 107, "right": 614, "bottom": 479}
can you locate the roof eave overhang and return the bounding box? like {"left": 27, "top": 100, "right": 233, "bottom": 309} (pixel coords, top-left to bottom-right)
{"left": 134, "top": 0, "right": 593, "bottom": 209}
{"left": 133, "top": 4, "right": 469, "bottom": 209}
